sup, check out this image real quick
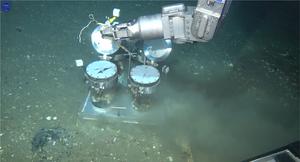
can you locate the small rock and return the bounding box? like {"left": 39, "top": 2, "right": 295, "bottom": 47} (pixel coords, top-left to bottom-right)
{"left": 52, "top": 116, "right": 58, "bottom": 120}
{"left": 47, "top": 156, "right": 53, "bottom": 160}
{"left": 52, "top": 141, "right": 56, "bottom": 146}
{"left": 167, "top": 156, "right": 173, "bottom": 162}
{"left": 46, "top": 116, "right": 52, "bottom": 121}
{"left": 193, "top": 72, "right": 199, "bottom": 75}
{"left": 75, "top": 59, "right": 84, "bottom": 67}
{"left": 113, "top": 137, "right": 117, "bottom": 143}
{"left": 16, "top": 27, "right": 23, "bottom": 32}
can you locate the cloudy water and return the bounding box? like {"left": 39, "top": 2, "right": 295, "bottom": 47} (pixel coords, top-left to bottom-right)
{"left": 1, "top": 1, "right": 299, "bottom": 162}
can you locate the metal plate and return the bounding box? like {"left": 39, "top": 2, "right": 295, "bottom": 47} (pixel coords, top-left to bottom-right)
{"left": 130, "top": 65, "right": 160, "bottom": 85}
{"left": 91, "top": 25, "right": 120, "bottom": 55}
{"left": 86, "top": 60, "right": 117, "bottom": 80}
{"left": 143, "top": 39, "right": 172, "bottom": 62}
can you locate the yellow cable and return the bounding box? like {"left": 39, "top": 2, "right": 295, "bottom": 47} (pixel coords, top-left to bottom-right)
{"left": 108, "top": 16, "right": 117, "bottom": 24}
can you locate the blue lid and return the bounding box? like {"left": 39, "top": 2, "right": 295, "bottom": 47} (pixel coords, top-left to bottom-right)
{"left": 1, "top": 0, "right": 10, "bottom": 13}
{"left": 215, "top": 0, "right": 225, "bottom": 4}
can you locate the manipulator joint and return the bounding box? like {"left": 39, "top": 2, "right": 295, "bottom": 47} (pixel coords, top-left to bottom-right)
{"left": 162, "top": 1, "right": 228, "bottom": 43}
{"left": 102, "top": 1, "right": 229, "bottom": 44}
{"left": 102, "top": 14, "right": 164, "bottom": 41}
{"left": 101, "top": 21, "right": 135, "bottom": 40}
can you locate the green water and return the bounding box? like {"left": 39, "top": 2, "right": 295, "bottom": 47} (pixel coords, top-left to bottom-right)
{"left": 1, "top": 1, "right": 299, "bottom": 162}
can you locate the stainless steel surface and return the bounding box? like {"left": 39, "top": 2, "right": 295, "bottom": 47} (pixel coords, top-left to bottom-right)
{"left": 161, "top": 3, "right": 189, "bottom": 43}
{"left": 162, "top": 3, "right": 185, "bottom": 14}
{"left": 110, "top": 14, "right": 164, "bottom": 40}
{"left": 143, "top": 39, "right": 172, "bottom": 62}
{"left": 250, "top": 150, "right": 300, "bottom": 162}
{"left": 190, "top": 0, "right": 227, "bottom": 41}
{"left": 91, "top": 25, "right": 120, "bottom": 55}
{"left": 191, "top": 7, "right": 221, "bottom": 41}
{"left": 128, "top": 14, "right": 164, "bottom": 40}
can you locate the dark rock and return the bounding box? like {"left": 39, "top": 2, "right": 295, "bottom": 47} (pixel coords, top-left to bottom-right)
{"left": 31, "top": 127, "right": 73, "bottom": 161}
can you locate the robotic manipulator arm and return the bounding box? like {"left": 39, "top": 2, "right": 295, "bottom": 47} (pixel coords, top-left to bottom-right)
{"left": 102, "top": 0, "right": 232, "bottom": 44}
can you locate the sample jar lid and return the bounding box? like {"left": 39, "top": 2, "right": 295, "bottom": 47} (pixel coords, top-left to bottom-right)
{"left": 130, "top": 65, "right": 160, "bottom": 85}
{"left": 86, "top": 60, "right": 117, "bottom": 80}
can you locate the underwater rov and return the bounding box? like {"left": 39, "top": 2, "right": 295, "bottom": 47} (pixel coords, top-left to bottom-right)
{"left": 78, "top": 9, "right": 172, "bottom": 123}
{"left": 78, "top": 0, "right": 231, "bottom": 122}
